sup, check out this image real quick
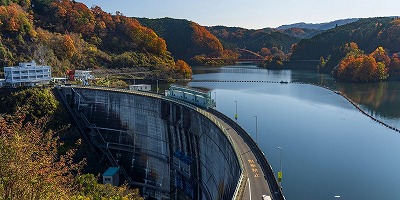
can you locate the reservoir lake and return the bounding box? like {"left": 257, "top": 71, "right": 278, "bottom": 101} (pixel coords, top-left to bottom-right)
{"left": 179, "top": 65, "right": 400, "bottom": 200}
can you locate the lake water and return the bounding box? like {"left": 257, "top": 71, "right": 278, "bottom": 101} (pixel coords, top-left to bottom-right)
{"left": 183, "top": 65, "right": 400, "bottom": 200}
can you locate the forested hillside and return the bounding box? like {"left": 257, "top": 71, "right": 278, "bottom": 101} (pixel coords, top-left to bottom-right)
{"left": 277, "top": 18, "right": 359, "bottom": 30}
{"left": 207, "top": 26, "right": 299, "bottom": 53}
{"left": 280, "top": 28, "right": 322, "bottom": 39}
{"left": 137, "top": 17, "right": 225, "bottom": 61}
{"left": 291, "top": 17, "right": 400, "bottom": 61}
{"left": 0, "top": 0, "right": 191, "bottom": 79}
{"left": 290, "top": 17, "right": 400, "bottom": 82}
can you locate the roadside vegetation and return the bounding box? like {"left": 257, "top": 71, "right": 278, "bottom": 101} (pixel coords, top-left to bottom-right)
{"left": 0, "top": 88, "right": 144, "bottom": 199}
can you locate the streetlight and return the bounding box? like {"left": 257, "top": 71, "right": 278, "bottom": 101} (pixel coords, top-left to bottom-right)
{"left": 254, "top": 115, "right": 258, "bottom": 143}
{"left": 214, "top": 91, "right": 217, "bottom": 107}
{"left": 277, "top": 147, "right": 283, "bottom": 189}
{"left": 234, "top": 101, "right": 238, "bottom": 123}
{"left": 156, "top": 80, "right": 159, "bottom": 93}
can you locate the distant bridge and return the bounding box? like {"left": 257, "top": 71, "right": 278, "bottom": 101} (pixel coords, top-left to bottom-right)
{"left": 205, "top": 48, "right": 264, "bottom": 64}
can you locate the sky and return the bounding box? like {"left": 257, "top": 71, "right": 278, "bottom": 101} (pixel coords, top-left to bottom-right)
{"left": 77, "top": 0, "right": 399, "bottom": 29}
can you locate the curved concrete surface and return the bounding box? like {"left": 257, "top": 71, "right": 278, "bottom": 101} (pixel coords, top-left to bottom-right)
{"left": 57, "top": 85, "right": 282, "bottom": 200}
{"left": 209, "top": 113, "right": 272, "bottom": 199}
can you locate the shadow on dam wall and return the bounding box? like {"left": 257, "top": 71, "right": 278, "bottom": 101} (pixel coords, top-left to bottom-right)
{"left": 62, "top": 87, "right": 241, "bottom": 200}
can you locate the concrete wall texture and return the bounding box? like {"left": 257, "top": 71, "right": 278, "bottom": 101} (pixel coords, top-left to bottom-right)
{"left": 68, "top": 88, "right": 241, "bottom": 200}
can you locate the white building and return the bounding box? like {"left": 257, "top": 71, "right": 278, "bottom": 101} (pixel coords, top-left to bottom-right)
{"left": 3, "top": 61, "right": 51, "bottom": 87}
{"left": 129, "top": 84, "right": 151, "bottom": 92}
{"left": 74, "top": 70, "right": 94, "bottom": 80}
{"left": 51, "top": 77, "right": 67, "bottom": 84}
{"left": 74, "top": 70, "right": 94, "bottom": 85}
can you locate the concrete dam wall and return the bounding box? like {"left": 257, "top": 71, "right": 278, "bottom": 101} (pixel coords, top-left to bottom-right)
{"left": 61, "top": 87, "right": 241, "bottom": 200}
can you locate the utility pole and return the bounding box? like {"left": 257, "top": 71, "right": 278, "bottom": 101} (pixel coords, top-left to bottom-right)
{"left": 214, "top": 91, "right": 217, "bottom": 108}
{"left": 234, "top": 101, "right": 238, "bottom": 123}
{"left": 278, "top": 147, "right": 283, "bottom": 189}
{"left": 156, "top": 80, "right": 159, "bottom": 93}
{"left": 254, "top": 115, "right": 258, "bottom": 143}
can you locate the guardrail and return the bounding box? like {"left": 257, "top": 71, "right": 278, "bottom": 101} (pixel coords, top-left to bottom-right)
{"left": 208, "top": 108, "right": 285, "bottom": 200}
{"left": 195, "top": 108, "right": 246, "bottom": 200}
{"left": 58, "top": 85, "right": 246, "bottom": 199}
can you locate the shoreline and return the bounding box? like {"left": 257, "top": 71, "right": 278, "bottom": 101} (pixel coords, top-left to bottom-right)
{"left": 190, "top": 79, "right": 400, "bottom": 133}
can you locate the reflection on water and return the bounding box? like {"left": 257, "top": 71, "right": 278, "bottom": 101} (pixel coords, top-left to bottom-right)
{"left": 192, "top": 67, "right": 400, "bottom": 127}
{"left": 289, "top": 70, "right": 400, "bottom": 127}
{"left": 187, "top": 65, "right": 400, "bottom": 200}
{"left": 336, "top": 82, "right": 400, "bottom": 119}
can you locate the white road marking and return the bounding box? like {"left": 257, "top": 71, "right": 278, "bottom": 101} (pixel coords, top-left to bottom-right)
{"left": 248, "top": 177, "right": 252, "bottom": 200}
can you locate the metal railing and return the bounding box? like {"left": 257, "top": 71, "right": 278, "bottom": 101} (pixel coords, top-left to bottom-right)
{"left": 208, "top": 108, "right": 285, "bottom": 200}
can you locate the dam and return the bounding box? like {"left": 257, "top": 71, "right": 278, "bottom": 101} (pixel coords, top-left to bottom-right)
{"left": 56, "top": 85, "right": 283, "bottom": 200}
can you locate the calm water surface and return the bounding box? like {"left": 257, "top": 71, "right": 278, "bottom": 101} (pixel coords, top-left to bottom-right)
{"left": 184, "top": 65, "right": 400, "bottom": 200}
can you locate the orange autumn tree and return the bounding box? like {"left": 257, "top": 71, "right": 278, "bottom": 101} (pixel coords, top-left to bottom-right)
{"left": 388, "top": 54, "right": 400, "bottom": 79}
{"left": 175, "top": 60, "right": 192, "bottom": 79}
{"left": 369, "top": 46, "right": 391, "bottom": 66}
{"left": 50, "top": 0, "right": 95, "bottom": 35}
{"left": 335, "top": 44, "right": 389, "bottom": 82}
{"left": 0, "top": 115, "right": 83, "bottom": 199}
{"left": 0, "top": 3, "right": 36, "bottom": 37}
{"left": 191, "top": 22, "right": 223, "bottom": 54}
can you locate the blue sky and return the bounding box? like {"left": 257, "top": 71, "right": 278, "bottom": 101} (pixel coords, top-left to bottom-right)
{"left": 78, "top": 0, "right": 399, "bottom": 29}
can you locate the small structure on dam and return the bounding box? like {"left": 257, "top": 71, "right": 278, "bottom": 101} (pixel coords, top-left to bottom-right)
{"left": 165, "top": 85, "right": 215, "bottom": 108}
{"left": 57, "top": 86, "right": 241, "bottom": 200}
{"left": 102, "top": 167, "right": 120, "bottom": 186}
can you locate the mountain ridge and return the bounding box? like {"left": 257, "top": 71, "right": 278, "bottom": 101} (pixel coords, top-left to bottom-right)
{"left": 277, "top": 18, "right": 359, "bottom": 30}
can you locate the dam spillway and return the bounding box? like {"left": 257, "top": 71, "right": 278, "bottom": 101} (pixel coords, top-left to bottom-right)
{"left": 58, "top": 86, "right": 242, "bottom": 199}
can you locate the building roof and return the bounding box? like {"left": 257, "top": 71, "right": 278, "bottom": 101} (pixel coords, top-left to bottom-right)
{"left": 102, "top": 167, "right": 120, "bottom": 177}
{"left": 75, "top": 70, "right": 92, "bottom": 73}
{"left": 4, "top": 61, "right": 50, "bottom": 69}
{"left": 130, "top": 84, "right": 151, "bottom": 87}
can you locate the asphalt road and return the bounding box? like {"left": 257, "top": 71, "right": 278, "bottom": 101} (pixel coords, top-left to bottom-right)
{"left": 214, "top": 116, "right": 272, "bottom": 200}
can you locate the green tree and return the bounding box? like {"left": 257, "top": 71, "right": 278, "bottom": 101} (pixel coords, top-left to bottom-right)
{"left": 318, "top": 56, "right": 327, "bottom": 70}
{"left": 0, "top": 88, "right": 58, "bottom": 122}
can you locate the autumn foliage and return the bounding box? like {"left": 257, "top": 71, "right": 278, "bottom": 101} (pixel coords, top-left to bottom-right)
{"left": 388, "top": 54, "right": 400, "bottom": 79}
{"left": 137, "top": 17, "right": 228, "bottom": 64}
{"left": 47, "top": 0, "right": 167, "bottom": 56}
{"left": 175, "top": 60, "right": 192, "bottom": 79}
{"left": 0, "top": 1, "right": 191, "bottom": 79}
{"left": 0, "top": 3, "right": 36, "bottom": 37}
{"left": 0, "top": 115, "right": 82, "bottom": 199}
{"left": 191, "top": 22, "right": 223, "bottom": 53}
{"left": 0, "top": 88, "right": 144, "bottom": 199}
{"left": 333, "top": 43, "right": 400, "bottom": 82}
